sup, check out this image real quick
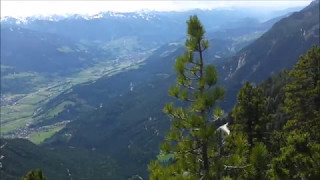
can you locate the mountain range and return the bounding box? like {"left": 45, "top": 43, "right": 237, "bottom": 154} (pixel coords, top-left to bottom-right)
{"left": 0, "top": 1, "right": 319, "bottom": 180}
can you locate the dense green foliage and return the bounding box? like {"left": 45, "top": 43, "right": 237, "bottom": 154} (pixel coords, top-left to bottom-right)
{"left": 270, "top": 45, "right": 320, "bottom": 179}
{"left": 231, "top": 82, "right": 270, "bottom": 146}
{"left": 223, "top": 83, "right": 270, "bottom": 180}
{"left": 150, "top": 15, "right": 320, "bottom": 179}
{"left": 219, "top": 45, "right": 320, "bottom": 180}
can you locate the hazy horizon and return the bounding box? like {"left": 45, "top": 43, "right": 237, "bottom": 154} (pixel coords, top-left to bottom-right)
{"left": 1, "top": 0, "right": 312, "bottom": 18}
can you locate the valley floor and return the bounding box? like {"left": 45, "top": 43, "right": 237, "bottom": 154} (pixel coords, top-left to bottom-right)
{"left": 0, "top": 50, "right": 153, "bottom": 144}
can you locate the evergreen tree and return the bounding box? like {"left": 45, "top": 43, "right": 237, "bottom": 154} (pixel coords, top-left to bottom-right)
{"left": 231, "top": 81, "right": 270, "bottom": 146}
{"left": 149, "top": 15, "right": 225, "bottom": 180}
{"left": 223, "top": 131, "right": 251, "bottom": 179}
{"left": 222, "top": 82, "right": 271, "bottom": 180}
{"left": 270, "top": 45, "right": 320, "bottom": 179}
{"left": 21, "top": 169, "right": 48, "bottom": 180}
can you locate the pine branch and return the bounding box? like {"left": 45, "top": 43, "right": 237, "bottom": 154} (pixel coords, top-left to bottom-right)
{"left": 186, "top": 98, "right": 196, "bottom": 102}
{"left": 174, "top": 145, "right": 202, "bottom": 155}
{"left": 168, "top": 113, "right": 187, "bottom": 121}
{"left": 193, "top": 109, "right": 210, "bottom": 114}
{"left": 178, "top": 82, "right": 196, "bottom": 90}
{"left": 184, "top": 68, "right": 201, "bottom": 79}
{"left": 165, "top": 138, "right": 193, "bottom": 142}
{"left": 195, "top": 74, "right": 201, "bottom": 79}
{"left": 184, "top": 75, "right": 200, "bottom": 81}
{"left": 224, "top": 164, "right": 251, "bottom": 170}
{"left": 190, "top": 61, "right": 201, "bottom": 66}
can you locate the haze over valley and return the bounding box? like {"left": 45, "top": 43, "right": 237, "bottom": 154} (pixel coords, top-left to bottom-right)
{"left": 0, "top": 1, "right": 319, "bottom": 179}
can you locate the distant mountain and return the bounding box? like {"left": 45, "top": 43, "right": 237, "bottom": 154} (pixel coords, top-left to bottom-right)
{"left": 1, "top": 3, "right": 317, "bottom": 180}
{"left": 28, "top": 3, "right": 318, "bottom": 178}
{"left": 1, "top": 7, "right": 301, "bottom": 46}
{"left": 1, "top": 7, "right": 283, "bottom": 94}
{"left": 0, "top": 25, "right": 153, "bottom": 95}
{"left": 1, "top": 26, "right": 101, "bottom": 73}
{"left": 1, "top": 6, "right": 301, "bottom": 76}
{"left": 219, "top": 0, "right": 319, "bottom": 107}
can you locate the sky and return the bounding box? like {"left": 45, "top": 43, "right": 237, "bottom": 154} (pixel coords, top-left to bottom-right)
{"left": 1, "top": 0, "right": 312, "bottom": 18}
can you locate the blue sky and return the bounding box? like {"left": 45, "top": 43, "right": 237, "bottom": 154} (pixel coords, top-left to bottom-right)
{"left": 1, "top": 0, "right": 312, "bottom": 17}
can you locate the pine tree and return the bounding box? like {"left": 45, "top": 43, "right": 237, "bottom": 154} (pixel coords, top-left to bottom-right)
{"left": 223, "top": 131, "right": 251, "bottom": 179}
{"left": 232, "top": 81, "right": 270, "bottom": 146}
{"left": 148, "top": 15, "right": 225, "bottom": 180}
{"left": 21, "top": 169, "right": 48, "bottom": 180}
{"left": 270, "top": 45, "right": 320, "bottom": 179}
{"left": 223, "top": 82, "right": 270, "bottom": 180}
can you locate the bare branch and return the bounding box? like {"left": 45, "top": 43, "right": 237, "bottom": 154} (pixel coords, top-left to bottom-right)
{"left": 0, "top": 142, "right": 7, "bottom": 149}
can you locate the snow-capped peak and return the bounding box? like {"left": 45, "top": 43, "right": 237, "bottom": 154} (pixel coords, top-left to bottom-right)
{"left": 1, "top": 10, "right": 160, "bottom": 24}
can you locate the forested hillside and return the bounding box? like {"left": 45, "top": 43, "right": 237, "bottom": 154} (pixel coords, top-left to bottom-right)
{"left": 219, "top": 1, "right": 320, "bottom": 109}
{"left": 148, "top": 16, "right": 320, "bottom": 180}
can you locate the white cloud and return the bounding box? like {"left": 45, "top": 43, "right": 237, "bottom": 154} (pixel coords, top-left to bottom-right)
{"left": 0, "top": 0, "right": 312, "bottom": 18}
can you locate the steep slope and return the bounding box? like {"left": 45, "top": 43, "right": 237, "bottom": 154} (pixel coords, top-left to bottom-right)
{"left": 0, "top": 138, "right": 123, "bottom": 180}
{"left": 47, "top": 77, "right": 173, "bottom": 178}
{"left": 32, "top": 33, "right": 253, "bottom": 129}
{"left": 218, "top": 1, "right": 319, "bottom": 108}
{"left": 221, "top": 2, "right": 319, "bottom": 84}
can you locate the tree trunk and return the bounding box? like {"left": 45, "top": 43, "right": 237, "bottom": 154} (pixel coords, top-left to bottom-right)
{"left": 202, "top": 142, "right": 209, "bottom": 179}
{"left": 248, "top": 118, "right": 253, "bottom": 147}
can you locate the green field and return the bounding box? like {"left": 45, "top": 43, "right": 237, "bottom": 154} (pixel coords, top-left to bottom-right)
{"left": 1, "top": 117, "right": 34, "bottom": 134}
{"left": 1, "top": 55, "right": 148, "bottom": 139}
{"left": 29, "top": 125, "right": 65, "bottom": 144}
{"left": 45, "top": 101, "right": 75, "bottom": 118}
